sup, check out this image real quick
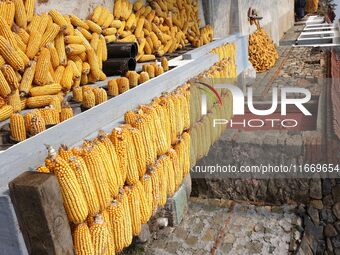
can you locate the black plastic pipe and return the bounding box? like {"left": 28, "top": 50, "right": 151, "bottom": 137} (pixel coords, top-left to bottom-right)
{"left": 102, "top": 58, "right": 136, "bottom": 76}
{"left": 106, "top": 42, "right": 138, "bottom": 58}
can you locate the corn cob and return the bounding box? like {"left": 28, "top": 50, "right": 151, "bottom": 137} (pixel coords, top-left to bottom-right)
{"left": 169, "top": 148, "right": 182, "bottom": 189}
{"left": 0, "top": 105, "right": 13, "bottom": 121}
{"left": 13, "top": 0, "right": 27, "bottom": 28}
{"left": 86, "top": 20, "right": 102, "bottom": 34}
{"left": 138, "top": 71, "right": 149, "bottom": 84}
{"left": 40, "top": 23, "right": 60, "bottom": 48}
{"left": 155, "top": 66, "right": 164, "bottom": 76}
{"left": 109, "top": 127, "right": 129, "bottom": 182}
{"left": 46, "top": 43, "right": 60, "bottom": 69}
{"left": 107, "top": 201, "right": 125, "bottom": 253}
{"left": 52, "top": 66, "right": 64, "bottom": 84}
{"left": 34, "top": 48, "right": 52, "bottom": 86}
{"left": 92, "top": 138, "right": 119, "bottom": 197}
{"left": 66, "top": 44, "right": 86, "bottom": 55}
{"left": 104, "top": 34, "right": 116, "bottom": 43}
{"left": 70, "top": 15, "right": 89, "bottom": 29}
{"left": 144, "top": 64, "right": 155, "bottom": 78}
{"left": 149, "top": 167, "right": 160, "bottom": 213}
{"left": 29, "top": 114, "right": 46, "bottom": 135}
{"left": 126, "top": 71, "right": 139, "bottom": 88}
{"left": 68, "top": 60, "right": 81, "bottom": 80}
{"left": 93, "top": 87, "right": 107, "bottom": 105}
{"left": 60, "top": 62, "right": 74, "bottom": 91}
{"left": 10, "top": 113, "right": 26, "bottom": 142}
{"left": 89, "top": 214, "right": 110, "bottom": 255}
{"left": 55, "top": 33, "right": 67, "bottom": 66}
{"left": 39, "top": 106, "right": 60, "bottom": 125}
{"left": 0, "top": 70, "right": 11, "bottom": 98}
{"left": 110, "top": 20, "right": 122, "bottom": 29}
{"left": 60, "top": 104, "right": 73, "bottom": 122}
{"left": 0, "top": 0, "right": 15, "bottom": 26}
{"left": 36, "top": 13, "right": 49, "bottom": 35}
{"left": 139, "top": 54, "right": 156, "bottom": 62}
{"left": 103, "top": 27, "right": 116, "bottom": 36}
{"left": 13, "top": 33, "right": 26, "bottom": 52}
{"left": 0, "top": 16, "right": 17, "bottom": 48}
{"left": 29, "top": 83, "right": 62, "bottom": 97}
{"left": 135, "top": 180, "right": 151, "bottom": 224}
{"left": 0, "top": 36, "right": 24, "bottom": 71}
{"left": 49, "top": 96, "right": 61, "bottom": 113}
{"left": 0, "top": 55, "right": 5, "bottom": 67}
{"left": 107, "top": 79, "right": 119, "bottom": 97}
{"left": 26, "top": 95, "right": 54, "bottom": 108}
{"left": 73, "top": 223, "right": 95, "bottom": 255}
{"left": 77, "top": 27, "right": 92, "bottom": 41}
{"left": 64, "top": 35, "right": 83, "bottom": 45}
{"left": 25, "top": 0, "right": 34, "bottom": 22}
{"left": 125, "top": 186, "right": 142, "bottom": 236}
{"left": 82, "top": 90, "right": 95, "bottom": 109}
{"left": 68, "top": 156, "right": 100, "bottom": 216}
{"left": 99, "top": 35, "right": 107, "bottom": 62}
{"left": 157, "top": 156, "right": 169, "bottom": 206}
{"left": 141, "top": 174, "right": 153, "bottom": 218}
{"left": 7, "top": 89, "right": 21, "bottom": 113}
{"left": 0, "top": 97, "right": 5, "bottom": 108}
{"left": 128, "top": 126, "right": 147, "bottom": 177}
{"left": 116, "top": 77, "right": 129, "bottom": 94}
{"left": 87, "top": 48, "right": 100, "bottom": 80}
{"left": 117, "top": 190, "right": 133, "bottom": 248}
{"left": 97, "top": 130, "right": 124, "bottom": 188}
{"left": 57, "top": 144, "right": 73, "bottom": 161}
{"left": 1, "top": 64, "right": 18, "bottom": 90}
{"left": 81, "top": 146, "right": 112, "bottom": 211}
{"left": 72, "top": 86, "right": 83, "bottom": 103}
{"left": 48, "top": 10, "right": 68, "bottom": 30}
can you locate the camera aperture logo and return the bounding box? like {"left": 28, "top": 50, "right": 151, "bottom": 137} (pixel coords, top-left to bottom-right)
{"left": 197, "top": 82, "right": 312, "bottom": 129}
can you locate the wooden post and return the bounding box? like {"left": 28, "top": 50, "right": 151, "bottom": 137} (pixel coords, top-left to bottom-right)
{"left": 9, "top": 171, "right": 74, "bottom": 255}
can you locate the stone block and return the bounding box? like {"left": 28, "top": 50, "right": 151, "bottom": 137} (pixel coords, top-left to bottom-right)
{"left": 165, "top": 184, "right": 188, "bottom": 227}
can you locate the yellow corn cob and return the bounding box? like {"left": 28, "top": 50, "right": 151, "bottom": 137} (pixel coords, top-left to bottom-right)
{"left": 157, "top": 157, "right": 168, "bottom": 206}
{"left": 125, "top": 71, "right": 139, "bottom": 88}
{"left": 55, "top": 33, "right": 67, "bottom": 65}
{"left": 13, "top": 0, "right": 27, "bottom": 28}
{"left": 73, "top": 223, "right": 95, "bottom": 255}
{"left": 77, "top": 27, "right": 92, "bottom": 41}
{"left": 0, "top": 0, "right": 15, "bottom": 26}
{"left": 0, "top": 55, "right": 5, "bottom": 67}
{"left": 39, "top": 106, "right": 60, "bottom": 125}
{"left": 68, "top": 156, "right": 100, "bottom": 216}
{"left": 1, "top": 64, "right": 19, "bottom": 90}
{"left": 107, "top": 79, "right": 119, "bottom": 97}
{"left": 138, "top": 71, "right": 149, "bottom": 84}
{"left": 81, "top": 146, "right": 112, "bottom": 211}
{"left": 34, "top": 48, "right": 52, "bottom": 86}
{"left": 17, "top": 47, "right": 30, "bottom": 67}
{"left": 66, "top": 44, "right": 86, "bottom": 55}
{"left": 86, "top": 20, "right": 102, "bottom": 34}
{"left": 68, "top": 60, "right": 80, "bottom": 81}
{"left": 10, "top": 113, "right": 26, "bottom": 142}
{"left": 57, "top": 144, "right": 73, "bottom": 161}
{"left": 87, "top": 48, "right": 101, "bottom": 80}
{"left": 53, "top": 66, "right": 65, "bottom": 84}
{"left": 135, "top": 180, "right": 151, "bottom": 224}
{"left": 0, "top": 105, "right": 13, "bottom": 121}
{"left": 92, "top": 138, "right": 119, "bottom": 196}
{"left": 40, "top": 23, "right": 60, "bottom": 48}
{"left": 64, "top": 35, "right": 83, "bottom": 45}
{"left": 144, "top": 64, "right": 155, "bottom": 78}
{"left": 36, "top": 13, "right": 49, "bottom": 35}
{"left": 30, "top": 83, "right": 62, "bottom": 97}
{"left": 155, "top": 66, "right": 164, "bottom": 76}
{"left": 116, "top": 77, "right": 129, "bottom": 94}
{"left": 46, "top": 43, "right": 60, "bottom": 69}
{"left": 26, "top": 31, "right": 42, "bottom": 59}
{"left": 0, "top": 16, "right": 17, "bottom": 48}
{"left": 102, "top": 13, "right": 114, "bottom": 29}
{"left": 139, "top": 54, "right": 156, "bottom": 62}
{"left": 26, "top": 95, "right": 54, "bottom": 108}
{"left": 117, "top": 190, "right": 133, "bottom": 248}
{"left": 13, "top": 33, "right": 26, "bottom": 52}
{"left": 60, "top": 62, "right": 74, "bottom": 91}
{"left": 0, "top": 70, "right": 12, "bottom": 98}
{"left": 60, "top": 104, "right": 73, "bottom": 122}
{"left": 104, "top": 35, "right": 115, "bottom": 44}
{"left": 96, "top": 7, "right": 109, "bottom": 26}
{"left": 99, "top": 35, "right": 107, "bottom": 62}
{"left": 97, "top": 130, "right": 124, "bottom": 188}
{"left": 149, "top": 167, "right": 160, "bottom": 213}
{"left": 14, "top": 28, "right": 29, "bottom": 45}
{"left": 49, "top": 96, "right": 61, "bottom": 113}
{"left": 169, "top": 148, "right": 182, "bottom": 189}
{"left": 107, "top": 201, "right": 125, "bottom": 253}
{"left": 93, "top": 87, "right": 107, "bottom": 105}
{"left": 48, "top": 10, "right": 68, "bottom": 30}
{"left": 110, "top": 19, "right": 122, "bottom": 29}
{"left": 90, "top": 33, "right": 99, "bottom": 51}
{"left": 72, "top": 86, "right": 83, "bottom": 103}
{"left": 125, "top": 186, "right": 141, "bottom": 236}
{"left": 70, "top": 15, "right": 89, "bottom": 30}
{"left": 25, "top": 0, "right": 34, "bottom": 22}
{"left": 0, "top": 36, "right": 24, "bottom": 71}
{"left": 103, "top": 27, "right": 116, "bottom": 36}
{"left": 89, "top": 214, "right": 109, "bottom": 255}
{"left": 109, "top": 127, "right": 129, "bottom": 182}
{"left": 48, "top": 151, "right": 89, "bottom": 224}
{"left": 90, "top": 6, "right": 102, "bottom": 23}
{"left": 7, "top": 90, "right": 21, "bottom": 113}
{"left": 117, "top": 34, "right": 136, "bottom": 43}
{"left": 128, "top": 127, "right": 146, "bottom": 177}
{"left": 29, "top": 114, "right": 46, "bottom": 135}
{"left": 19, "top": 61, "right": 36, "bottom": 96}
{"left": 82, "top": 90, "right": 95, "bottom": 109}
{"left": 26, "top": 14, "right": 40, "bottom": 33}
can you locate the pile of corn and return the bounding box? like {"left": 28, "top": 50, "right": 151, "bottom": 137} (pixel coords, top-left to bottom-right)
{"left": 248, "top": 27, "right": 278, "bottom": 73}
{"left": 111, "top": 0, "right": 213, "bottom": 61}
{"left": 190, "top": 44, "right": 237, "bottom": 166}
{"left": 0, "top": 0, "right": 213, "bottom": 123}
{"left": 37, "top": 84, "right": 190, "bottom": 253}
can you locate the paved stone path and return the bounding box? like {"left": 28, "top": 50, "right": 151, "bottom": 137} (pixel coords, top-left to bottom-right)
{"left": 127, "top": 198, "right": 300, "bottom": 255}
